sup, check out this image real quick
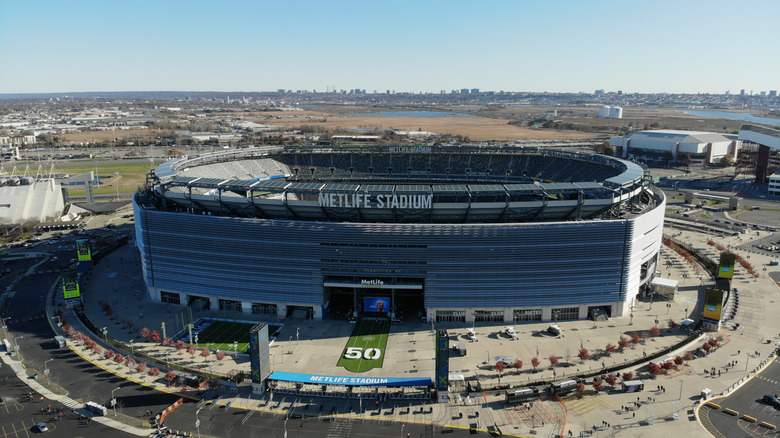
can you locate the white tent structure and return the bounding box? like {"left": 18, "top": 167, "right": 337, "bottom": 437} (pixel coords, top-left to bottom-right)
{"left": 0, "top": 179, "right": 65, "bottom": 223}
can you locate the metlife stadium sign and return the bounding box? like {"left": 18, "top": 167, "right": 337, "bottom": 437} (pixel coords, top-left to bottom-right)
{"left": 318, "top": 193, "right": 433, "bottom": 209}
{"left": 269, "top": 371, "right": 432, "bottom": 387}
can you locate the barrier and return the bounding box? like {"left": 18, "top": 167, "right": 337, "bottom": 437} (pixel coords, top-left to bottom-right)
{"left": 159, "top": 397, "right": 184, "bottom": 425}
{"left": 722, "top": 408, "right": 738, "bottom": 416}
{"left": 705, "top": 402, "right": 721, "bottom": 409}
{"left": 760, "top": 422, "right": 776, "bottom": 430}
{"left": 741, "top": 415, "right": 757, "bottom": 423}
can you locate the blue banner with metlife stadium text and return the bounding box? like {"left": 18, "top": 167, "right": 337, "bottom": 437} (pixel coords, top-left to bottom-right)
{"left": 269, "top": 371, "right": 432, "bottom": 387}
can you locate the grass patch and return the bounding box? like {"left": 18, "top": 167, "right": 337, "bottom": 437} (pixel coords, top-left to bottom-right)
{"left": 179, "top": 320, "right": 281, "bottom": 353}
{"left": 699, "top": 213, "right": 712, "bottom": 219}
{"left": 338, "top": 319, "right": 390, "bottom": 373}
{"left": 56, "top": 161, "right": 155, "bottom": 196}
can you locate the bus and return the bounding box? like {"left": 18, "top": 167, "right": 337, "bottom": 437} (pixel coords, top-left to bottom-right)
{"left": 505, "top": 387, "right": 541, "bottom": 404}
{"left": 550, "top": 379, "right": 579, "bottom": 396}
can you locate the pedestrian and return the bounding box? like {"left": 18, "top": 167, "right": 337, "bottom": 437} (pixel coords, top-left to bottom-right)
{"left": 632, "top": 412, "right": 635, "bottom": 419}
{"left": 738, "top": 350, "right": 740, "bottom": 355}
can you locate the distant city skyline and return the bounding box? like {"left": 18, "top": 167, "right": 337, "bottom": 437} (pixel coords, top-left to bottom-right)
{"left": 0, "top": 0, "right": 777, "bottom": 95}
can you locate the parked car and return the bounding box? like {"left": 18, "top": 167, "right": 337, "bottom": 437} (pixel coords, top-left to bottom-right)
{"left": 36, "top": 422, "right": 48, "bottom": 432}
{"left": 763, "top": 394, "right": 780, "bottom": 407}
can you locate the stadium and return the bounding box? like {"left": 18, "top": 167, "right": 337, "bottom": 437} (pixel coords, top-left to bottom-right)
{"left": 133, "top": 145, "right": 665, "bottom": 325}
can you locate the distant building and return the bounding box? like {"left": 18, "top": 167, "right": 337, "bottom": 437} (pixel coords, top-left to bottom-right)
{"left": 769, "top": 170, "right": 780, "bottom": 197}
{"left": 610, "top": 130, "right": 740, "bottom": 164}
{"left": 0, "top": 135, "right": 36, "bottom": 146}
{"left": 597, "top": 106, "right": 622, "bottom": 119}
{"left": 0, "top": 145, "right": 20, "bottom": 160}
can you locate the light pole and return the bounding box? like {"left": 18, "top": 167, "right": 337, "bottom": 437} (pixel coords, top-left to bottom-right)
{"left": 284, "top": 414, "right": 290, "bottom": 438}
{"left": 678, "top": 379, "right": 684, "bottom": 400}
{"left": 2, "top": 317, "right": 11, "bottom": 340}
{"left": 102, "top": 327, "right": 108, "bottom": 343}
{"left": 296, "top": 328, "right": 299, "bottom": 346}
{"left": 666, "top": 303, "right": 671, "bottom": 315}
{"left": 113, "top": 172, "right": 120, "bottom": 201}
{"left": 44, "top": 359, "right": 54, "bottom": 384}
{"left": 195, "top": 407, "right": 202, "bottom": 438}
{"left": 745, "top": 352, "right": 750, "bottom": 371}
{"left": 111, "top": 387, "right": 120, "bottom": 416}
{"left": 129, "top": 339, "right": 134, "bottom": 353}
{"left": 52, "top": 316, "right": 61, "bottom": 327}
{"left": 13, "top": 335, "right": 23, "bottom": 359}
{"left": 195, "top": 334, "right": 199, "bottom": 347}
{"left": 234, "top": 341, "right": 238, "bottom": 358}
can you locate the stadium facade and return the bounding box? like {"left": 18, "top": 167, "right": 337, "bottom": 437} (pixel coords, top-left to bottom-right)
{"left": 133, "top": 145, "right": 665, "bottom": 324}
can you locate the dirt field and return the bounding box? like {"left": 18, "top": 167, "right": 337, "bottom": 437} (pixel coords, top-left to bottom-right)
{"left": 250, "top": 111, "right": 597, "bottom": 141}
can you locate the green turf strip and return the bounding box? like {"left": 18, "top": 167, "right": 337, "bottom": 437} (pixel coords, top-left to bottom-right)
{"left": 337, "top": 319, "right": 390, "bottom": 373}
{"left": 187, "top": 320, "right": 280, "bottom": 353}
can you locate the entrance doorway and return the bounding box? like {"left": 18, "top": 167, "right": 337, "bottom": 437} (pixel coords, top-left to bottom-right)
{"left": 323, "top": 276, "right": 424, "bottom": 321}
{"left": 188, "top": 295, "right": 211, "bottom": 311}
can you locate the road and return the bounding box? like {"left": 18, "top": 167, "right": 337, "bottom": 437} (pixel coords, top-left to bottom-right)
{"left": 700, "top": 356, "right": 780, "bottom": 437}
{"left": 1, "top": 252, "right": 181, "bottom": 436}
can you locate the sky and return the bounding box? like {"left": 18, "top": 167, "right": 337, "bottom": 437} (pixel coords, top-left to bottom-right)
{"left": 1, "top": 0, "right": 778, "bottom": 95}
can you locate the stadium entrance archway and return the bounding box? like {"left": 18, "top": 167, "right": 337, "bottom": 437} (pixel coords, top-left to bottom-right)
{"left": 323, "top": 276, "right": 424, "bottom": 320}
{"left": 188, "top": 295, "right": 211, "bottom": 311}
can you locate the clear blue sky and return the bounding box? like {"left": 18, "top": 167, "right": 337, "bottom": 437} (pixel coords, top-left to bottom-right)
{"left": 1, "top": 0, "right": 777, "bottom": 94}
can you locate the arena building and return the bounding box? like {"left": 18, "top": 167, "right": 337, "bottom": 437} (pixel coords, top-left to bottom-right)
{"left": 133, "top": 145, "right": 665, "bottom": 324}
{"left": 610, "top": 129, "right": 740, "bottom": 165}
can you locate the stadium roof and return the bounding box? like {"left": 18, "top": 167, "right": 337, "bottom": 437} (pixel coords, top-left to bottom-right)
{"left": 162, "top": 175, "right": 616, "bottom": 197}
{"left": 626, "top": 130, "right": 732, "bottom": 144}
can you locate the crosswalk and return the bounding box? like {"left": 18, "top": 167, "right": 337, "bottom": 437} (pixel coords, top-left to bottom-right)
{"left": 59, "top": 397, "right": 81, "bottom": 409}
{"left": 753, "top": 375, "right": 780, "bottom": 387}
{"left": 326, "top": 417, "right": 353, "bottom": 437}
